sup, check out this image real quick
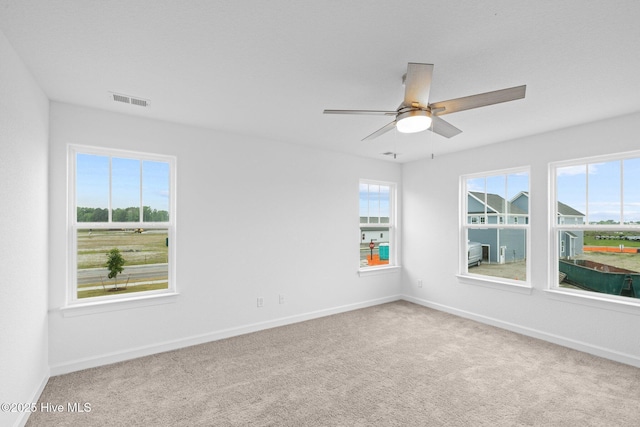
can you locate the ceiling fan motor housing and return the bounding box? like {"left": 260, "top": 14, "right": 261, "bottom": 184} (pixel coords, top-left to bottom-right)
{"left": 396, "top": 109, "right": 432, "bottom": 133}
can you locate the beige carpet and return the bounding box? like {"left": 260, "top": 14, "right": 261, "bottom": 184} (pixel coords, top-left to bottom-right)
{"left": 27, "top": 301, "right": 640, "bottom": 426}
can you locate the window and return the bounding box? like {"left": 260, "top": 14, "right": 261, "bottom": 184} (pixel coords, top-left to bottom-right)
{"left": 461, "top": 168, "right": 530, "bottom": 284}
{"left": 552, "top": 152, "right": 640, "bottom": 302}
{"left": 359, "top": 180, "right": 396, "bottom": 269}
{"left": 69, "top": 145, "right": 176, "bottom": 303}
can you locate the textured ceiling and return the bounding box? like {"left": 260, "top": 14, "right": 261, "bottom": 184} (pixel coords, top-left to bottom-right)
{"left": 1, "top": 1, "right": 639, "bottom": 162}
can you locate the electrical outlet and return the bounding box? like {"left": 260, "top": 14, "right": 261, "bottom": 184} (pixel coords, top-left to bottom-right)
{"left": 279, "top": 294, "right": 285, "bottom": 304}
{"left": 257, "top": 297, "right": 263, "bottom": 308}
{"left": 417, "top": 279, "right": 423, "bottom": 288}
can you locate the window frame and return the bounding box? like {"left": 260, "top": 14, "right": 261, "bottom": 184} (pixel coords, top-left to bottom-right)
{"left": 67, "top": 144, "right": 177, "bottom": 307}
{"left": 359, "top": 179, "right": 398, "bottom": 274}
{"left": 549, "top": 150, "right": 640, "bottom": 308}
{"left": 458, "top": 167, "right": 532, "bottom": 290}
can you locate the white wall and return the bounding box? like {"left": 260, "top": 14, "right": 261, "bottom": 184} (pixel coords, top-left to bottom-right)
{"left": 0, "top": 31, "right": 50, "bottom": 427}
{"left": 48, "top": 102, "right": 402, "bottom": 373}
{"left": 402, "top": 112, "right": 640, "bottom": 367}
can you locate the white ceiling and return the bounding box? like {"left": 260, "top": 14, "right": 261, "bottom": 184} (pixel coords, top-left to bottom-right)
{"left": 1, "top": 1, "right": 639, "bottom": 163}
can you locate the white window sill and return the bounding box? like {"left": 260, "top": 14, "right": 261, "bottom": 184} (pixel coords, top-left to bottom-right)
{"left": 456, "top": 274, "right": 533, "bottom": 294}
{"left": 544, "top": 288, "right": 640, "bottom": 316}
{"left": 358, "top": 265, "right": 402, "bottom": 277}
{"left": 59, "top": 292, "right": 179, "bottom": 317}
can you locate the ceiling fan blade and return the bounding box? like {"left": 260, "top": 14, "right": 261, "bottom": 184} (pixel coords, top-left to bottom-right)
{"left": 429, "top": 85, "right": 526, "bottom": 116}
{"left": 402, "top": 63, "right": 434, "bottom": 109}
{"left": 430, "top": 115, "right": 462, "bottom": 138}
{"left": 323, "top": 109, "right": 396, "bottom": 116}
{"left": 362, "top": 121, "right": 397, "bottom": 141}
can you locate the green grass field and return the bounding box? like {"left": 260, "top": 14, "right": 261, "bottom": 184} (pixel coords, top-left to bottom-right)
{"left": 77, "top": 228, "right": 169, "bottom": 299}
{"left": 77, "top": 228, "right": 168, "bottom": 268}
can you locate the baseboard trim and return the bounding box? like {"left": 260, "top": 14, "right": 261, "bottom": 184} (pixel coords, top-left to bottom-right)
{"left": 50, "top": 295, "right": 402, "bottom": 376}
{"left": 47, "top": 293, "right": 640, "bottom": 375}
{"left": 14, "top": 368, "right": 50, "bottom": 427}
{"left": 401, "top": 294, "right": 640, "bottom": 368}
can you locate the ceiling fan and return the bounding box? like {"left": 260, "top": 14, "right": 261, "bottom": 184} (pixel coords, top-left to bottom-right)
{"left": 323, "top": 62, "right": 526, "bottom": 141}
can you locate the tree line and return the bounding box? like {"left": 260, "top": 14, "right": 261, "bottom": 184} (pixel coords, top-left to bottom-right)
{"left": 77, "top": 206, "right": 169, "bottom": 222}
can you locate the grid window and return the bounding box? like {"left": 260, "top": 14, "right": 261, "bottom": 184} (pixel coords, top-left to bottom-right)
{"left": 359, "top": 180, "right": 396, "bottom": 269}
{"left": 461, "top": 168, "right": 530, "bottom": 283}
{"left": 552, "top": 152, "right": 640, "bottom": 301}
{"left": 69, "top": 146, "right": 176, "bottom": 302}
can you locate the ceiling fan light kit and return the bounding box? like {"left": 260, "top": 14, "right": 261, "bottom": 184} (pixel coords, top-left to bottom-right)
{"left": 323, "top": 62, "right": 526, "bottom": 142}
{"left": 395, "top": 110, "right": 432, "bottom": 133}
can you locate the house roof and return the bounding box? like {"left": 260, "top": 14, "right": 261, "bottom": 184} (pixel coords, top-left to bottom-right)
{"left": 470, "top": 190, "right": 584, "bottom": 217}
{"left": 468, "top": 192, "right": 527, "bottom": 215}
{"left": 510, "top": 191, "right": 585, "bottom": 217}
{"left": 558, "top": 201, "right": 585, "bottom": 217}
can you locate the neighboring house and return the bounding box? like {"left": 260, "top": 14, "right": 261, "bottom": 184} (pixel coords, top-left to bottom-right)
{"left": 467, "top": 192, "right": 528, "bottom": 264}
{"left": 468, "top": 191, "right": 528, "bottom": 225}
{"left": 360, "top": 216, "right": 390, "bottom": 244}
{"left": 509, "top": 191, "right": 530, "bottom": 218}
{"left": 557, "top": 200, "right": 585, "bottom": 259}
{"left": 513, "top": 191, "right": 585, "bottom": 259}
{"left": 468, "top": 191, "right": 585, "bottom": 263}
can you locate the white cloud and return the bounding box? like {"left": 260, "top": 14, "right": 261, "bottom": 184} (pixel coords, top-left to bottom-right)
{"left": 557, "top": 165, "right": 589, "bottom": 176}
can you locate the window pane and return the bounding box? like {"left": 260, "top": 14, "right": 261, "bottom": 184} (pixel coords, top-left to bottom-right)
{"left": 360, "top": 227, "right": 390, "bottom": 267}
{"left": 76, "top": 154, "right": 109, "bottom": 222}
{"left": 466, "top": 177, "right": 485, "bottom": 193}
{"left": 467, "top": 228, "right": 527, "bottom": 281}
{"left": 557, "top": 165, "right": 586, "bottom": 225}
{"left": 359, "top": 183, "right": 391, "bottom": 224}
{"left": 506, "top": 172, "right": 529, "bottom": 200}
{"left": 467, "top": 177, "right": 486, "bottom": 223}
{"left": 142, "top": 160, "right": 170, "bottom": 222}
{"left": 558, "top": 229, "right": 639, "bottom": 299}
{"left": 379, "top": 185, "right": 390, "bottom": 222}
{"left": 507, "top": 172, "right": 529, "bottom": 223}
{"left": 623, "top": 158, "right": 640, "bottom": 224}
{"left": 486, "top": 174, "right": 506, "bottom": 215}
{"left": 77, "top": 228, "right": 169, "bottom": 299}
{"left": 467, "top": 174, "right": 526, "bottom": 224}
{"left": 588, "top": 161, "right": 621, "bottom": 224}
{"left": 360, "top": 180, "right": 395, "bottom": 269}
{"left": 369, "top": 184, "right": 380, "bottom": 219}
{"left": 359, "top": 183, "right": 369, "bottom": 220}
{"left": 112, "top": 157, "right": 141, "bottom": 222}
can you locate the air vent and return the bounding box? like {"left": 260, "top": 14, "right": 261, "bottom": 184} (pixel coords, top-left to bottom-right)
{"left": 113, "top": 94, "right": 130, "bottom": 104}
{"left": 110, "top": 92, "right": 150, "bottom": 108}
{"left": 130, "top": 98, "right": 148, "bottom": 107}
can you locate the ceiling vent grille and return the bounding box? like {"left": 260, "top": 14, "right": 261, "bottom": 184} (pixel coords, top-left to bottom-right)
{"left": 113, "top": 94, "right": 130, "bottom": 104}
{"left": 130, "top": 97, "right": 148, "bottom": 107}
{"left": 110, "top": 92, "right": 150, "bottom": 107}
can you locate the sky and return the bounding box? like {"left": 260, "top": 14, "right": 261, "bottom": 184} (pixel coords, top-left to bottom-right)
{"left": 467, "top": 172, "right": 529, "bottom": 201}
{"left": 465, "top": 158, "right": 640, "bottom": 224}
{"left": 557, "top": 158, "right": 640, "bottom": 223}
{"left": 76, "top": 153, "right": 170, "bottom": 212}
{"left": 359, "top": 183, "right": 390, "bottom": 218}
{"left": 78, "top": 154, "right": 640, "bottom": 224}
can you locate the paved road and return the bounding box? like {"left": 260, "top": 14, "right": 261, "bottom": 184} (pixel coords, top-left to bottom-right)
{"left": 77, "top": 263, "right": 168, "bottom": 285}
